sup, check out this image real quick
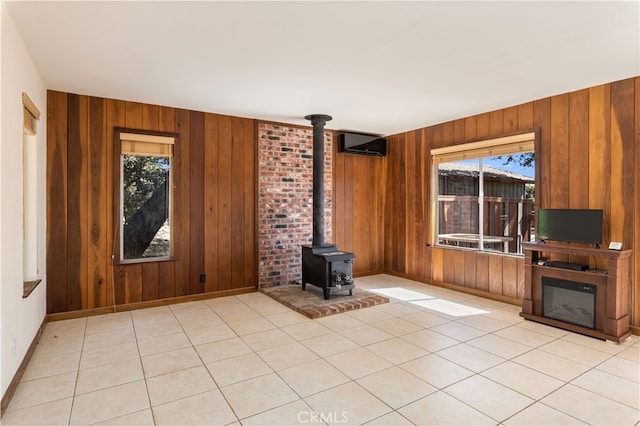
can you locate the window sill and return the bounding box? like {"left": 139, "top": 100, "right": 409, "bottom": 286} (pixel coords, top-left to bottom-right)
{"left": 23, "top": 279, "right": 42, "bottom": 298}
{"left": 434, "top": 244, "right": 524, "bottom": 258}
{"left": 115, "top": 257, "right": 175, "bottom": 266}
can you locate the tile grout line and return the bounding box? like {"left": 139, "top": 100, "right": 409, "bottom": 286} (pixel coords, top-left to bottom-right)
{"left": 67, "top": 317, "right": 88, "bottom": 426}
{"left": 134, "top": 309, "right": 160, "bottom": 426}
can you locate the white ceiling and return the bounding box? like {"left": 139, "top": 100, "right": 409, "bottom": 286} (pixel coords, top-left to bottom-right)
{"left": 6, "top": 1, "right": 640, "bottom": 136}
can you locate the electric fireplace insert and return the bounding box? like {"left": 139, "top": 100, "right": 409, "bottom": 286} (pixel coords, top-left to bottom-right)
{"left": 542, "top": 277, "right": 596, "bottom": 329}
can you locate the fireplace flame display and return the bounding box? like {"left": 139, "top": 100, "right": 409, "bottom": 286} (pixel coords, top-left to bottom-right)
{"left": 301, "top": 114, "right": 355, "bottom": 300}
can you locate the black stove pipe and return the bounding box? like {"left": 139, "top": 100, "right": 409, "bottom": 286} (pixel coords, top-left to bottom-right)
{"left": 305, "top": 114, "right": 332, "bottom": 247}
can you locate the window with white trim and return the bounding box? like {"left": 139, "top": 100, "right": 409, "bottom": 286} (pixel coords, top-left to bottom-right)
{"left": 432, "top": 132, "right": 536, "bottom": 255}
{"left": 23, "top": 93, "right": 40, "bottom": 293}
{"left": 117, "top": 131, "right": 174, "bottom": 263}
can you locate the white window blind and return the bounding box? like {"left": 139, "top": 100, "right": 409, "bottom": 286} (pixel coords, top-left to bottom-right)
{"left": 22, "top": 92, "right": 40, "bottom": 135}
{"left": 120, "top": 132, "right": 174, "bottom": 157}
{"left": 431, "top": 132, "right": 535, "bottom": 164}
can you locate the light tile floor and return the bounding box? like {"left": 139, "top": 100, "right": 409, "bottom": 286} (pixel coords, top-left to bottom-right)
{"left": 3, "top": 274, "right": 639, "bottom": 425}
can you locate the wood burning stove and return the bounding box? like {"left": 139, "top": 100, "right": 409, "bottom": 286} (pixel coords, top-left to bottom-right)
{"left": 302, "top": 245, "right": 354, "bottom": 300}
{"left": 301, "top": 114, "right": 356, "bottom": 300}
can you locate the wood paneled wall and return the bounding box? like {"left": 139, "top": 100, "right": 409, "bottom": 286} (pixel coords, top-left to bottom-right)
{"left": 46, "top": 77, "right": 640, "bottom": 326}
{"left": 46, "top": 91, "right": 257, "bottom": 314}
{"left": 382, "top": 77, "right": 640, "bottom": 327}
{"left": 333, "top": 147, "right": 387, "bottom": 276}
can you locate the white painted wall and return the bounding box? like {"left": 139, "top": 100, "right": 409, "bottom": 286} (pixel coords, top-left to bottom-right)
{"left": 1, "top": 2, "right": 47, "bottom": 398}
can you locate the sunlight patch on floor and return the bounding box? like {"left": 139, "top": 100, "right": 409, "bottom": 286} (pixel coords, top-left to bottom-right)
{"left": 410, "top": 299, "right": 490, "bottom": 317}
{"left": 369, "top": 287, "right": 436, "bottom": 301}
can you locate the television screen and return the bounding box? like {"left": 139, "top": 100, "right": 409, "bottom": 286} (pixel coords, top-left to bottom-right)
{"left": 537, "top": 209, "right": 603, "bottom": 245}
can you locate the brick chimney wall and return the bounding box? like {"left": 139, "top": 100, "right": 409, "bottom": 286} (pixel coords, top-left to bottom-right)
{"left": 258, "top": 123, "right": 333, "bottom": 288}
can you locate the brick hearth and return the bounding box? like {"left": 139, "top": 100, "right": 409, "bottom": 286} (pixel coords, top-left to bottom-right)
{"left": 261, "top": 284, "right": 389, "bottom": 319}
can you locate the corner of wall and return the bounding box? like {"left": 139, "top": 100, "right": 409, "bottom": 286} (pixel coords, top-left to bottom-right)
{"left": 1, "top": 2, "right": 48, "bottom": 398}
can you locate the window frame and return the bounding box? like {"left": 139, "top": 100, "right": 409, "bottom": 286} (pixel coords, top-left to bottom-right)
{"left": 22, "top": 92, "right": 41, "bottom": 297}
{"left": 113, "top": 128, "right": 177, "bottom": 265}
{"left": 430, "top": 130, "right": 539, "bottom": 256}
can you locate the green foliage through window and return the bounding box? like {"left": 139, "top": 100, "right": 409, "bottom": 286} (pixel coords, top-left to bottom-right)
{"left": 122, "top": 154, "right": 171, "bottom": 260}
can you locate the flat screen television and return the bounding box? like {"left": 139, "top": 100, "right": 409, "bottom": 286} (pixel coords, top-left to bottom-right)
{"left": 537, "top": 208, "right": 603, "bottom": 245}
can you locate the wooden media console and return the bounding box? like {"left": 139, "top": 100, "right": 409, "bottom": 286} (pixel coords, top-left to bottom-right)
{"left": 520, "top": 241, "right": 631, "bottom": 343}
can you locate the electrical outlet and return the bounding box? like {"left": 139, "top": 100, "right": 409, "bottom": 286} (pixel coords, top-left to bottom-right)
{"left": 11, "top": 337, "right": 16, "bottom": 360}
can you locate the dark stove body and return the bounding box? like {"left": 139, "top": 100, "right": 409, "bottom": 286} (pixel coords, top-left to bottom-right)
{"left": 302, "top": 245, "right": 355, "bottom": 300}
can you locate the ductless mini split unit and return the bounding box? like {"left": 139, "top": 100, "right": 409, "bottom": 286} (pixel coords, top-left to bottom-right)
{"left": 338, "top": 132, "right": 387, "bottom": 156}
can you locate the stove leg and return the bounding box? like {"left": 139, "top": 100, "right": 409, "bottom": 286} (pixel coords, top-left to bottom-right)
{"left": 301, "top": 282, "right": 306, "bottom": 291}
{"left": 323, "top": 287, "right": 330, "bottom": 300}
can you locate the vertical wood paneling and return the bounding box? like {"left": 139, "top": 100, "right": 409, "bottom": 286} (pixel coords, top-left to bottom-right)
{"left": 243, "top": 120, "right": 256, "bottom": 288}
{"left": 453, "top": 119, "right": 465, "bottom": 142}
{"left": 432, "top": 124, "right": 444, "bottom": 147}
{"left": 396, "top": 134, "right": 406, "bottom": 273}
{"left": 217, "top": 116, "right": 233, "bottom": 288}
{"left": 550, "top": 94, "right": 570, "bottom": 208}
{"left": 502, "top": 257, "right": 517, "bottom": 299}
{"left": 47, "top": 91, "right": 257, "bottom": 313}
{"left": 476, "top": 253, "right": 489, "bottom": 292}
{"left": 46, "top": 91, "right": 68, "bottom": 314}
{"left": 174, "top": 109, "right": 191, "bottom": 296}
{"left": 610, "top": 80, "right": 634, "bottom": 249}
{"left": 488, "top": 255, "right": 503, "bottom": 295}
{"left": 87, "top": 97, "right": 106, "bottom": 308}
{"left": 442, "top": 249, "right": 454, "bottom": 284}
{"left": 611, "top": 80, "right": 635, "bottom": 321}
{"left": 443, "top": 122, "right": 454, "bottom": 144}
{"left": 113, "top": 266, "right": 125, "bottom": 305}
{"left": 45, "top": 78, "right": 640, "bottom": 327}
{"left": 568, "top": 90, "right": 589, "bottom": 209}
{"left": 333, "top": 140, "right": 384, "bottom": 274}
{"left": 230, "top": 117, "right": 246, "bottom": 290}
{"left": 342, "top": 148, "right": 354, "bottom": 252}
{"left": 463, "top": 251, "right": 476, "bottom": 288}
{"left": 142, "top": 263, "right": 158, "bottom": 301}
{"left": 66, "top": 94, "right": 85, "bottom": 311}
{"left": 516, "top": 257, "right": 525, "bottom": 299}
{"left": 476, "top": 113, "right": 490, "bottom": 138}
{"left": 589, "top": 85, "right": 612, "bottom": 270}
{"left": 489, "top": 110, "right": 504, "bottom": 136}
{"left": 405, "top": 131, "right": 417, "bottom": 275}
{"left": 142, "top": 104, "right": 159, "bottom": 129}
{"left": 414, "top": 130, "right": 427, "bottom": 279}
{"left": 464, "top": 116, "right": 477, "bottom": 140}
{"left": 451, "top": 250, "right": 465, "bottom": 284}
{"left": 189, "top": 111, "right": 205, "bottom": 294}
{"left": 124, "top": 264, "right": 142, "bottom": 303}
{"left": 503, "top": 106, "right": 518, "bottom": 132}
{"left": 78, "top": 96, "right": 90, "bottom": 308}
{"left": 352, "top": 159, "right": 369, "bottom": 269}
{"left": 383, "top": 136, "right": 396, "bottom": 271}
{"left": 588, "top": 85, "right": 611, "bottom": 214}
{"left": 382, "top": 78, "right": 640, "bottom": 328}
{"left": 432, "top": 247, "right": 444, "bottom": 282}
{"left": 517, "top": 102, "right": 534, "bottom": 130}
{"left": 334, "top": 138, "right": 346, "bottom": 249}
{"left": 203, "top": 113, "right": 220, "bottom": 293}
{"left": 533, "top": 98, "right": 551, "bottom": 210}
